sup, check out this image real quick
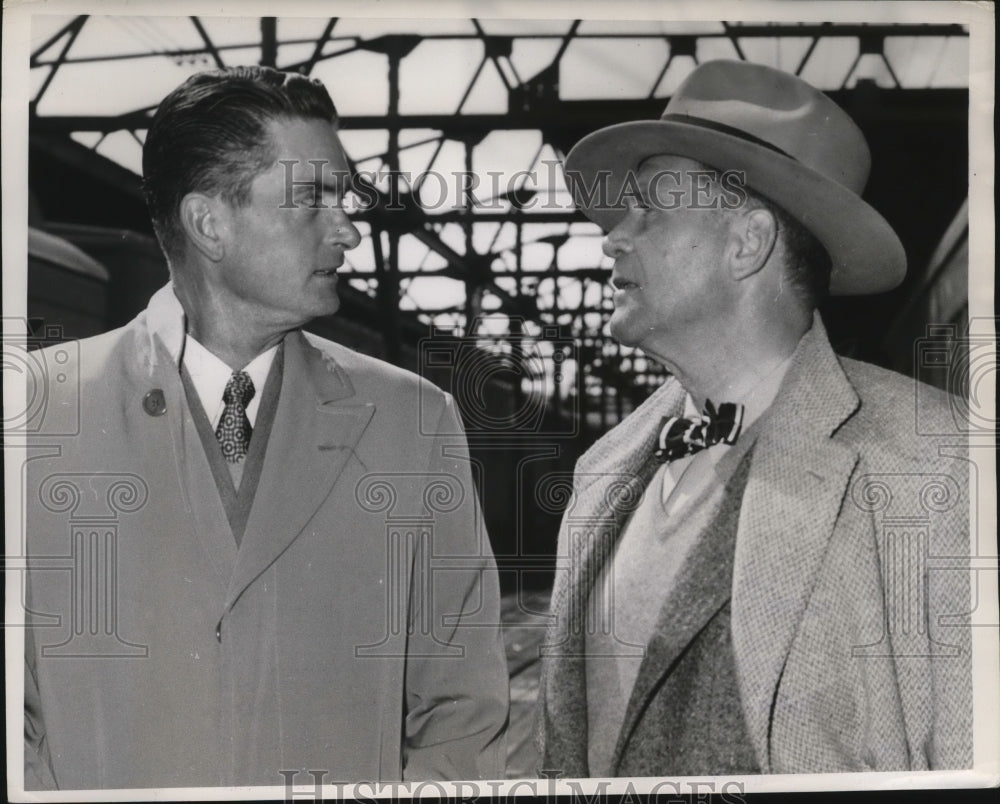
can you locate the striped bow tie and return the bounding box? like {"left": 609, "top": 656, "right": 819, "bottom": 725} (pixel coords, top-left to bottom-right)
{"left": 653, "top": 399, "right": 744, "bottom": 463}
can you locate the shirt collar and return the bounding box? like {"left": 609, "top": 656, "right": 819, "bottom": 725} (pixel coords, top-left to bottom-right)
{"left": 731, "top": 350, "right": 796, "bottom": 431}
{"left": 146, "top": 283, "right": 188, "bottom": 367}
{"left": 183, "top": 336, "right": 278, "bottom": 427}
{"left": 664, "top": 350, "right": 796, "bottom": 507}
{"left": 145, "top": 283, "right": 278, "bottom": 426}
{"left": 679, "top": 342, "right": 800, "bottom": 433}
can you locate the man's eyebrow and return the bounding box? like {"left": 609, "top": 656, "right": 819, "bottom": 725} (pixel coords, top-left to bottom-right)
{"left": 292, "top": 179, "right": 346, "bottom": 195}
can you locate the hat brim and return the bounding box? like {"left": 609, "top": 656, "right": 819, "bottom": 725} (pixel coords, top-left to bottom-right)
{"left": 563, "top": 120, "right": 906, "bottom": 296}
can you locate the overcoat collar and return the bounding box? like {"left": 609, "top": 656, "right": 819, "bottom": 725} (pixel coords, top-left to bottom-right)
{"left": 224, "top": 328, "right": 375, "bottom": 611}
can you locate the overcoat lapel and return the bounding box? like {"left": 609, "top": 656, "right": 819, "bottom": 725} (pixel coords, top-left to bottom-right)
{"left": 130, "top": 288, "right": 378, "bottom": 613}
{"left": 730, "top": 315, "right": 861, "bottom": 771}
{"left": 129, "top": 303, "right": 237, "bottom": 586}
{"left": 224, "top": 331, "right": 375, "bottom": 611}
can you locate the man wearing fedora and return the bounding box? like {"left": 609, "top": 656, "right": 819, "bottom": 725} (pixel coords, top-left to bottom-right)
{"left": 537, "top": 60, "right": 972, "bottom": 776}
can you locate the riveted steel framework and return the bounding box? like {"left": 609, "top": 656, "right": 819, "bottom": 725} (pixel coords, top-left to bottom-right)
{"left": 28, "top": 17, "right": 970, "bottom": 433}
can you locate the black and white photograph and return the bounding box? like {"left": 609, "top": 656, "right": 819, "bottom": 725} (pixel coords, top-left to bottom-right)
{"left": 2, "top": 0, "right": 996, "bottom": 800}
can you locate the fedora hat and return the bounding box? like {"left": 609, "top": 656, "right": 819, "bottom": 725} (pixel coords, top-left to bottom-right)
{"left": 563, "top": 60, "right": 906, "bottom": 295}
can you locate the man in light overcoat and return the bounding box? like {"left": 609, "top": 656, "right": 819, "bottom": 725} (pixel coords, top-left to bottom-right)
{"left": 24, "top": 65, "right": 509, "bottom": 789}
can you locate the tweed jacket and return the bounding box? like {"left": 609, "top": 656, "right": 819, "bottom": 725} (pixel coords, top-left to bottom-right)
{"left": 23, "top": 285, "right": 509, "bottom": 789}
{"left": 537, "top": 314, "right": 973, "bottom": 776}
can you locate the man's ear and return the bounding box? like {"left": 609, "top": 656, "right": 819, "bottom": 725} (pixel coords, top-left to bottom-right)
{"left": 728, "top": 207, "right": 778, "bottom": 281}
{"left": 178, "top": 193, "right": 227, "bottom": 262}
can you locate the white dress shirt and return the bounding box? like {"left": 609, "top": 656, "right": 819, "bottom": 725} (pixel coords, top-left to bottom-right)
{"left": 657, "top": 355, "right": 795, "bottom": 514}
{"left": 182, "top": 335, "right": 278, "bottom": 430}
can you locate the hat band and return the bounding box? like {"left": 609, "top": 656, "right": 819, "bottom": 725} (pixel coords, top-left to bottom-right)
{"left": 660, "top": 113, "right": 793, "bottom": 160}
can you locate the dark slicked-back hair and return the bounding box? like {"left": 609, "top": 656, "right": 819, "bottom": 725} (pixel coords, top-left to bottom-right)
{"left": 142, "top": 65, "right": 338, "bottom": 263}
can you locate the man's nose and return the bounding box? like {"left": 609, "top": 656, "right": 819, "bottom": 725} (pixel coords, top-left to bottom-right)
{"left": 327, "top": 209, "right": 362, "bottom": 251}
{"left": 602, "top": 222, "right": 634, "bottom": 259}
{"left": 601, "top": 202, "right": 641, "bottom": 259}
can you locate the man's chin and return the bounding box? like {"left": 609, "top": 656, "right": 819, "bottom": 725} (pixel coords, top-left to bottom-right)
{"left": 608, "top": 314, "right": 639, "bottom": 348}
{"left": 308, "top": 292, "right": 341, "bottom": 319}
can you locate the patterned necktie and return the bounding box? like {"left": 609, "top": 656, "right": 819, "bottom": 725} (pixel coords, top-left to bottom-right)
{"left": 653, "top": 399, "right": 744, "bottom": 463}
{"left": 216, "top": 371, "right": 255, "bottom": 463}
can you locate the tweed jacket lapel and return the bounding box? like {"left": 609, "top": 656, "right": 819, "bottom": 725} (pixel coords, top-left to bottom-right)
{"left": 222, "top": 330, "right": 375, "bottom": 613}
{"left": 730, "top": 314, "right": 861, "bottom": 772}
{"left": 539, "top": 378, "right": 686, "bottom": 776}
{"left": 608, "top": 439, "right": 757, "bottom": 773}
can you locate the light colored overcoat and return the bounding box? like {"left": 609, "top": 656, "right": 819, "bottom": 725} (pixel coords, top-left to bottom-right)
{"left": 24, "top": 285, "right": 509, "bottom": 789}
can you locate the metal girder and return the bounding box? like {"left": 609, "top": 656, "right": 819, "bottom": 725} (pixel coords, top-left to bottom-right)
{"left": 408, "top": 227, "right": 541, "bottom": 324}
{"left": 31, "top": 16, "right": 87, "bottom": 107}
{"left": 260, "top": 17, "right": 277, "bottom": 68}
{"left": 30, "top": 15, "right": 87, "bottom": 66}
{"left": 190, "top": 17, "right": 225, "bottom": 69}
{"left": 300, "top": 18, "right": 338, "bottom": 76}
{"left": 472, "top": 20, "right": 513, "bottom": 92}
{"left": 26, "top": 17, "right": 972, "bottom": 435}
{"left": 30, "top": 86, "right": 968, "bottom": 138}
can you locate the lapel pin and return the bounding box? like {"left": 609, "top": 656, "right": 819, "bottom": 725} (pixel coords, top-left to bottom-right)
{"left": 142, "top": 389, "right": 167, "bottom": 416}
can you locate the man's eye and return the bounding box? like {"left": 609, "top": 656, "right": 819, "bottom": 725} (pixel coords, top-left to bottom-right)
{"left": 308, "top": 188, "right": 347, "bottom": 209}
{"left": 294, "top": 190, "right": 317, "bottom": 208}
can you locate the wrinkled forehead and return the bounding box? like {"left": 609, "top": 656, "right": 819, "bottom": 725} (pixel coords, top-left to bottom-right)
{"left": 630, "top": 152, "right": 739, "bottom": 209}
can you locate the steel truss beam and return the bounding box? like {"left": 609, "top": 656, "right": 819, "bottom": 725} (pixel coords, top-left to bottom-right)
{"left": 28, "top": 17, "right": 970, "bottom": 433}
